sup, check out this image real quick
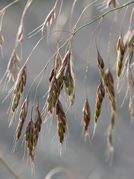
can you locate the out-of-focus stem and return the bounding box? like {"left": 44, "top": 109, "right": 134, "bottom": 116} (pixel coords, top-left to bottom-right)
{"left": 0, "top": 157, "right": 20, "bottom": 179}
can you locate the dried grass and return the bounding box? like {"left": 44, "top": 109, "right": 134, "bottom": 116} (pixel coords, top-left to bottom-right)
{"left": 0, "top": 0, "right": 134, "bottom": 167}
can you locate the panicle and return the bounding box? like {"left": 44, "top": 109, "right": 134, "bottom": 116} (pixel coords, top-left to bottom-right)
{"left": 16, "top": 97, "right": 29, "bottom": 141}
{"left": 12, "top": 65, "right": 27, "bottom": 113}
{"left": 56, "top": 100, "right": 66, "bottom": 144}
{"left": 93, "top": 81, "right": 105, "bottom": 138}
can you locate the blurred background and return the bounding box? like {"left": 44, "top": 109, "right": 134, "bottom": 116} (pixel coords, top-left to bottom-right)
{"left": 0, "top": 0, "right": 134, "bottom": 178}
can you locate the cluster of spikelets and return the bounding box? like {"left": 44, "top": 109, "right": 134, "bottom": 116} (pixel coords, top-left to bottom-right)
{"left": 15, "top": 96, "right": 42, "bottom": 162}
{"left": 25, "top": 105, "right": 42, "bottom": 161}
{"left": 116, "top": 30, "right": 134, "bottom": 119}
{"left": 45, "top": 49, "right": 75, "bottom": 144}
{"left": 0, "top": 0, "right": 134, "bottom": 163}
{"left": 92, "top": 49, "right": 116, "bottom": 153}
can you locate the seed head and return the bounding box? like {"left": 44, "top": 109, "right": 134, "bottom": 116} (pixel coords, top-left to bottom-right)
{"left": 49, "top": 49, "right": 62, "bottom": 82}
{"left": 64, "top": 57, "right": 75, "bottom": 103}
{"left": 33, "top": 105, "right": 42, "bottom": 147}
{"left": 25, "top": 119, "right": 35, "bottom": 161}
{"left": 97, "top": 49, "right": 104, "bottom": 70}
{"left": 93, "top": 81, "right": 105, "bottom": 138}
{"left": 116, "top": 35, "right": 125, "bottom": 78}
{"left": 16, "top": 97, "right": 29, "bottom": 141}
{"left": 56, "top": 100, "right": 66, "bottom": 144}
{"left": 82, "top": 98, "right": 90, "bottom": 137}
{"left": 12, "top": 65, "right": 27, "bottom": 113}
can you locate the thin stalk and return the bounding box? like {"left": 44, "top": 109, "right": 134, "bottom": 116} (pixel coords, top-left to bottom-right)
{"left": 44, "top": 167, "right": 75, "bottom": 179}
{"left": 74, "top": 1, "right": 134, "bottom": 36}
{"left": 0, "top": 0, "right": 19, "bottom": 11}
{"left": 0, "top": 157, "right": 20, "bottom": 179}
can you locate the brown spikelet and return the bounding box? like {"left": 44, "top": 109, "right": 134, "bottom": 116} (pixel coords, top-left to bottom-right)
{"left": 105, "top": 69, "right": 116, "bottom": 112}
{"left": 97, "top": 51, "right": 115, "bottom": 111}
{"left": 56, "top": 50, "right": 71, "bottom": 89}
{"left": 82, "top": 98, "right": 90, "bottom": 137}
{"left": 47, "top": 76, "right": 60, "bottom": 113}
{"left": 97, "top": 50, "right": 116, "bottom": 113}
{"left": 16, "top": 97, "right": 29, "bottom": 141}
{"left": 46, "top": 50, "right": 71, "bottom": 113}
{"left": 64, "top": 54, "right": 75, "bottom": 104}
{"left": 93, "top": 81, "right": 105, "bottom": 138}
{"left": 49, "top": 49, "right": 62, "bottom": 82}
{"left": 107, "top": 0, "right": 118, "bottom": 8}
{"left": 33, "top": 105, "right": 42, "bottom": 147}
{"left": 97, "top": 49, "right": 105, "bottom": 70}
{"left": 97, "top": 50, "right": 116, "bottom": 152}
{"left": 12, "top": 65, "right": 27, "bottom": 113}
{"left": 0, "top": 31, "right": 4, "bottom": 48}
{"left": 56, "top": 100, "right": 66, "bottom": 144}
{"left": 25, "top": 119, "right": 35, "bottom": 161}
{"left": 116, "top": 35, "right": 125, "bottom": 78}
{"left": 104, "top": 70, "right": 116, "bottom": 153}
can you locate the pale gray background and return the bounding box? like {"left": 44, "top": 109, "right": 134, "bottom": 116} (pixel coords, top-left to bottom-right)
{"left": 0, "top": 0, "right": 134, "bottom": 179}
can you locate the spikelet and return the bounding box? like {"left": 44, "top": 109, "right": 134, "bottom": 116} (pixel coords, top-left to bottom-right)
{"left": 47, "top": 75, "right": 60, "bottom": 113}
{"left": 93, "top": 81, "right": 105, "bottom": 138}
{"left": 128, "top": 35, "right": 134, "bottom": 50}
{"left": 56, "top": 50, "right": 71, "bottom": 89}
{"left": 105, "top": 69, "right": 116, "bottom": 112}
{"left": 33, "top": 105, "right": 42, "bottom": 147}
{"left": 28, "top": 0, "right": 57, "bottom": 38}
{"left": 46, "top": 50, "right": 71, "bottom": 113}
{"left": 0, "top": 31, "right": 4, "bottom": 49}
{"left": 56, "top": 100, "right": 66, "bottom": 144}
{"left": 106, "top": 0, "right": 118, "bottom": 8}
{"left": 97, "top": 49, "right": 105, "bottom": 71}
{"left": 16, "top": 97, "right": 29, "bottom": 141}
{"left": 124, "top": 30, "right": 134, "bottom": 50}
{"left": 97, "top": 50, "right": 116, "bottom": 152}
{"left": 0, "top": 50, "right": 20, "bottom": 88}
{"left": 17, "top": 25, "right": 23, "bottom": 44}
{"left": 97, "top": 50, "right": 116, "bottom": 112}
{"left": 116, "top": 35, "right": 125, "bottom": 78}
{"left": 49, "top": 49, "right": 62, "bottom": 82}
{"left": 64, "top": 54, "right": 75, "bottom": 104}
{"left": 25, "top": 119, "right": 35, "bottom": 161}
{"left": 12, "top": 65, "right": 27, "bottom": 112}
{"left": 82, "top": 98, "right": 90, "bottom": 137}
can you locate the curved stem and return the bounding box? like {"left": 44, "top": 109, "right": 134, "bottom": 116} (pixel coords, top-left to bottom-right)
{"left": 0, "top": 0, "right": 19, "bottom": 11}
{"left": 44, "top": 167, "right": 75, "bottom": 179}
{"left": 74, "top": 1, "right": 134, "bottom": 36}
{"left": 27, "top": 34, "right": 73, "bottom": 98}
{"left": 73, "top": 0, "right": 99, "bottom": 31}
